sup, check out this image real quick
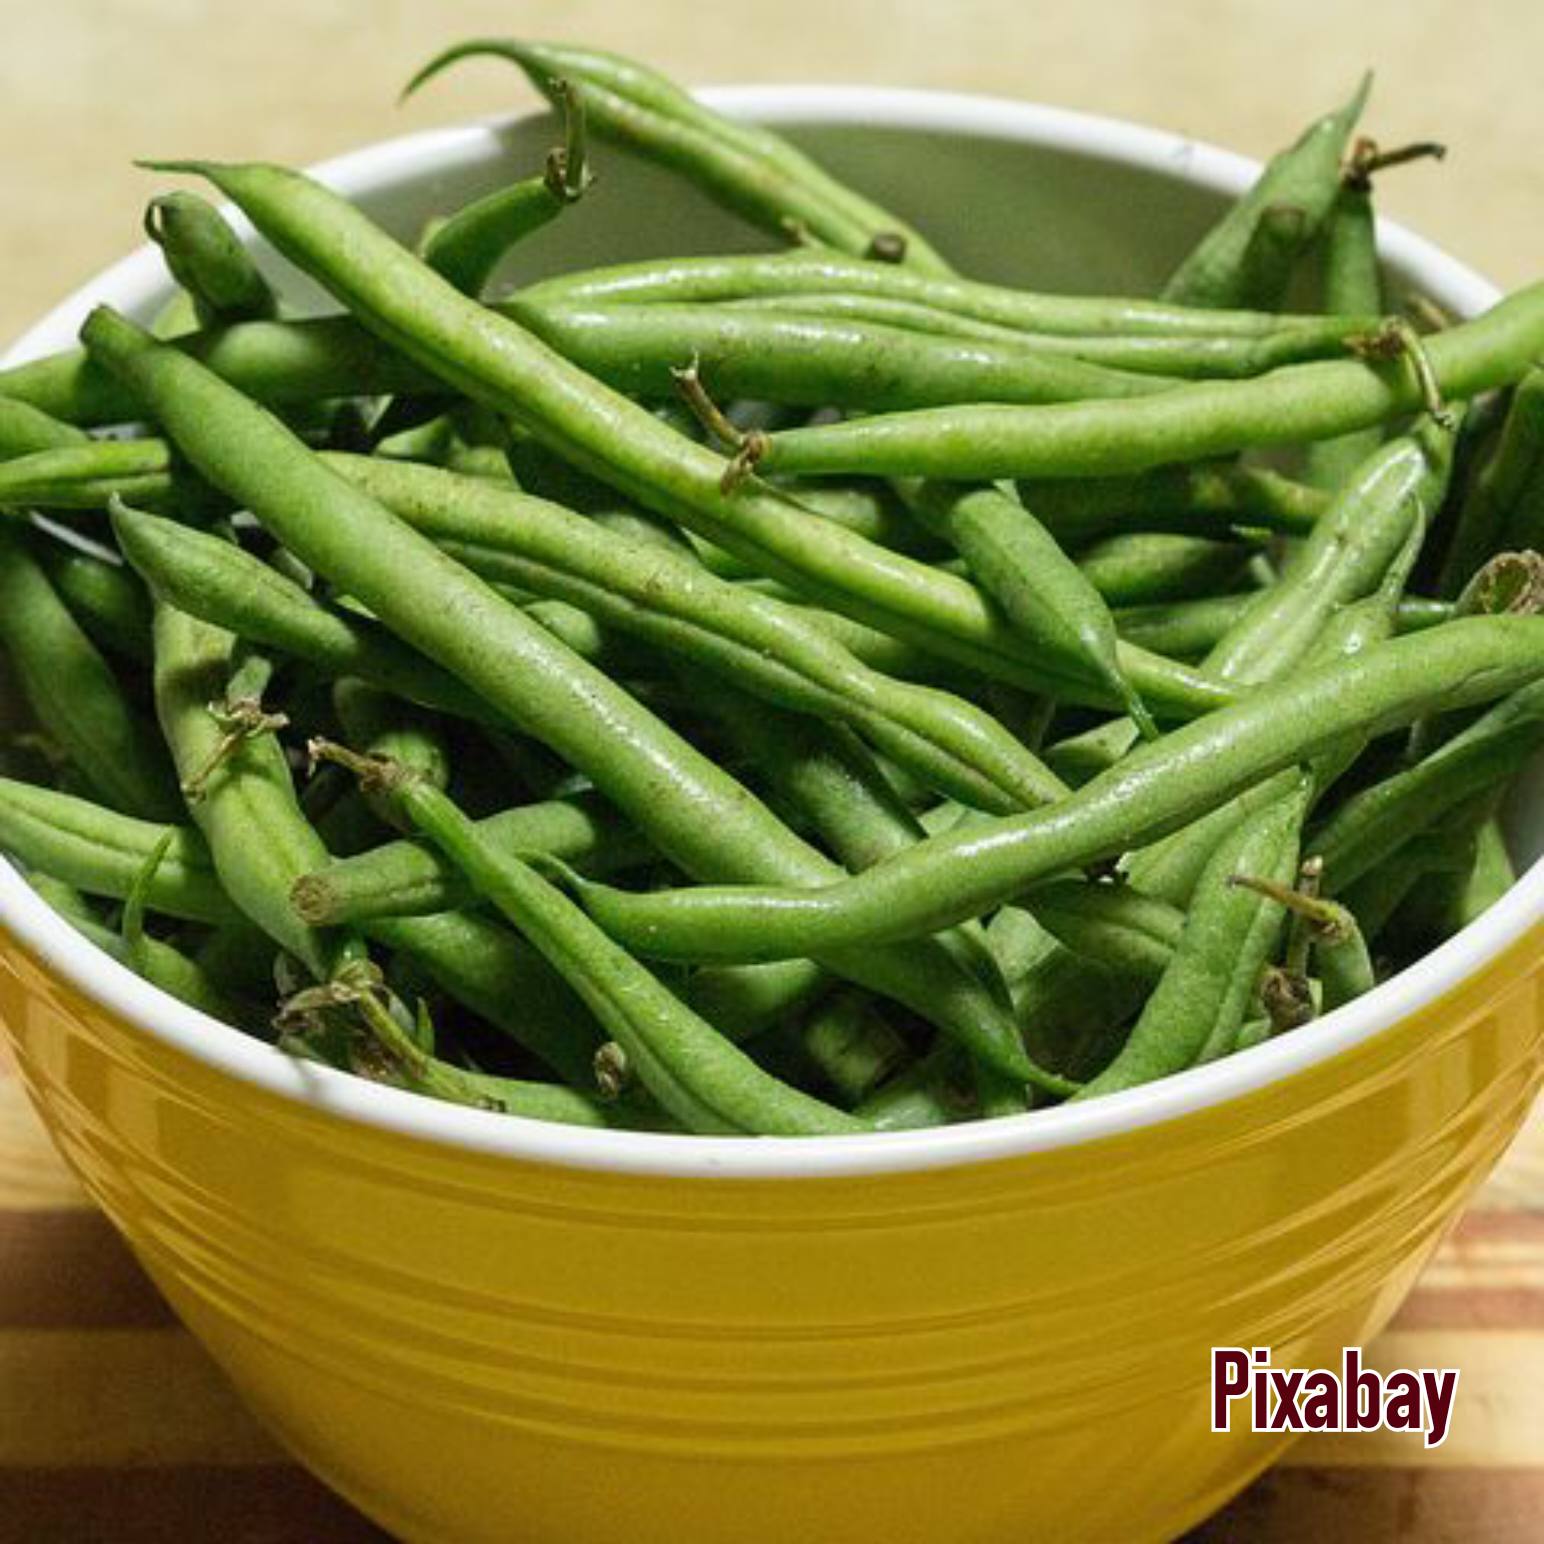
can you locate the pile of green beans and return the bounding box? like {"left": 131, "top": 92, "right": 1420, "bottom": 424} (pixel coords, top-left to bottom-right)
{"left": 2, "top": 38, "right": 1540, "bottom": 1137}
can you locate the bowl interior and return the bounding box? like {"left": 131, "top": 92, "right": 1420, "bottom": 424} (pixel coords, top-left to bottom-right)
{"left": 1, "top": 87, "right": 1539, "bottom": 1176}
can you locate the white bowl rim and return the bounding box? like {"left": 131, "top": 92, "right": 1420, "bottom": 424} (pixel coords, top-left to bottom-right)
{"left": 0, "top": 83, "right": 1535, "bottom": 1181}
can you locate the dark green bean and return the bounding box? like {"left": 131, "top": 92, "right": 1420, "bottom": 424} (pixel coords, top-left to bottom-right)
{"left": 31, "top": 530, "right": 155, "bottom": 664}
{"left": 1022, "top": 461, "right": 1327, "bottom": 543}
{"left": 406, "top": 38, "right": 955, "bottom": 274}
{"left": 1437, "top": 367, "right": 1544, "bottom": 592}
{"left": 1076, "top": 532, "right": 1258, "bottom": 607}
{"left": 0, "top": 526, "right": 180, "bottom": 819}
{"left": 1309, "top": 676, "right": 1544, "bottom": 892}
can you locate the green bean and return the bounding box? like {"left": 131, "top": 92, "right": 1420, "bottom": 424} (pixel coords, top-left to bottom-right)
{"left": 83, "top": 304, "right": 1049, "bottom": 1088}
{"left": 361, "top": 908, "right": 604, "bottom": 1088}
{"left": 406, "top": 38, "right": 955, "bottom": 274}
{"left": 903, "top": 479, "right": 1156, "bottom": 734}
{"left": 151, "top": 602, "right": 350, "bottom": 978}
{"left": 31, "top": 530, "right": 154, "bottom": 664}
{"left": 1309, "top": 676, "right": 1544, "bottom": 892}
{"left": 1205, "top": 417, "right": 1454, "bottom": 683}
{"left": 293, "top": 790, "right": 651, "bottom": 925}
{"left": 1114, "top": 591, "right": 1451, "bottom": 660}
{"left": 512, "top": 301, "right": 1178, "bottom": 409}
{"left": 726, "top": 292, "right": 1359, "bottom": 378}
{"left": 1073, "top": 780, "right": 1308, "bottom": 1097}
{"left": 145, "top": 190, "right": 279, "bottom": 327}
{"left": 1021, "top": 879, "right": 1184, "bottom": 978}
{"left": 1447, "top": 817, "right": 1518, "bottom": 929}
{"left": 547, "top": 620, "right": 1544, "bottom": 963}
{"left": 1236, "top": 871, "right": 1375, "bottom": 1011}
{"left": 1304, "top": 182, "right": 1385, "bottom": 489}
{"left": 1020, "top": 462, "right": 1327, "bottom": 543}
{"left": 1339, "top": 811, "right": 1484, "bottom": 944}
{"left": 1076, "top": 532, "right": 1258, "bottom": 607}
{"left": 30, "top": 867, "right": 264, "bottom": 1030}
{"left": 420, "top": 78, "right": 590, "bottom": 296}
{"left": 753, "top": 281, "right": 1544, "bottom": 479}
{"left": 322, "top": 454, "right": 1070, "bottom": 812}
{"left": 1438, "top": 367, "right": 1544, "bottom": 592}
{"left": 0, "top": 438, "right": 188, "bottom": 513}
{"left": 325, "top": 744, "right": 866, "bottom": 1135}
{"left": 332, "top": 677, "right": 450, "bottom": 830}
{"left": 0, "top": 527, "right": 180, "bottom": 819}
{"left": 110, "top": 500, "right": 496, "bottom": 724}
{"left": 523, "top": 251, "right": 1375, "bottom": 343}
{"left": 0, "top": 396, "right": 88, "bottom": 458}
{"left": 1162, "top": 76, "right": 1369, "bottom": 308}
{"left": 0, "top": 313, "right": 433, "bottom": 427}
{"left": 798, "top": 991, "right": 912, "bottom": 1105}
{"left": 0, "top": 777, "right": 236, "bottom": 922}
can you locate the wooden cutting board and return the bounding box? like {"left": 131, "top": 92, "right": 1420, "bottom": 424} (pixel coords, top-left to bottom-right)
{"left": 1, "top": 1038, "right": 1539, "bottom": 1543}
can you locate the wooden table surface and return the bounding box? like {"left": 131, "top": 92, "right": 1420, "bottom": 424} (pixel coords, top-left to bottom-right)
{"left": 1, "top": 2, "right": 1541, "bottom": 1538}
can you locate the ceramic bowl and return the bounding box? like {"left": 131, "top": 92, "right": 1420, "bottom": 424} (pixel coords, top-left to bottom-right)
{"left": 1, "top": 86, "right": 1540, "bottom": 1544}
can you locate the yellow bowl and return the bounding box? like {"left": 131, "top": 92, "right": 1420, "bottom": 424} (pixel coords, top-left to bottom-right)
{"left": 2, "top": 88, "right": 1541, "bottom": 1544}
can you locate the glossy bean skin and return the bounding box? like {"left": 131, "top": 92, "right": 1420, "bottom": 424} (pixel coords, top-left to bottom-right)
{"left": 83, "top": 305, "right": 1043, "bottom": 1087}
{"left": 756, "top": 281, "right": 1544, "bottom": 479}
{"left": 511, "top": 300, "right": 1179, "bottom": 409}
{"left": 293, "top": 790, "right": 651, "bottom": 925}
{"left": 326, "top": 454, "right": 1069, "bottom": 812}
{"left": 1161, "top": 77, "right": 1368, "bottom": 308}
{"left": 727, "top": 292, "right": 1365, "bottom": 379}
{"left": 1072, "top": 781, "right": 1308, "bottom": 1097}
{"left": 1205, "top": 417, "right": 1454, "bottom": 684}
{"left": 548, "top": 620, "right": 1544, "bottom": 963}
{"left": 406, "top": 38, "right": 956, "bottom": 275}
{"left": 1076, "top": 533, "right": 1258, "bottom": 608}
{"left": 0, "top": 417, "right": 1221, "bottom": 718}
{"left": 523, "top": 251, "right": 1374, "bottom": 343}
{"left": 0, "top": 777, "right": 237, "bottom": 923}
{"left": 111, "top": 501, "right": 497, "bottom": 724}
{"left": 0, "top": 526, "right": 181, "bottom": 819}
{"left": 364, "top": 762, "right": 869, "bottom": 1136}
{"left": 903, "top": 479, "right": 1155, "bottom": 734}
